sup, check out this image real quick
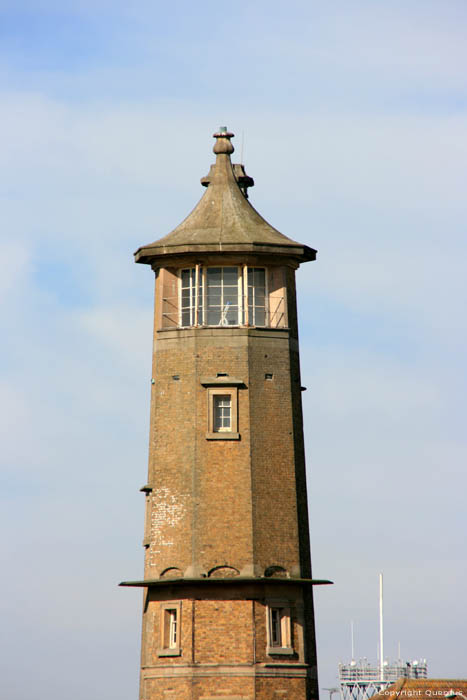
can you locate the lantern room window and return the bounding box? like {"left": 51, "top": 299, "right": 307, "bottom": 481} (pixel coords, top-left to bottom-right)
{"left": 206, "top": 267, "right": 240, "bottom": 326}
{"left": 181, "top": 268, "right": 203, "bottom": 327}
{"left": 247, "top": 267, "right": 266, "bottom": 326}
{"left": 179, "top": 266, "right": 269, "bottom": 327}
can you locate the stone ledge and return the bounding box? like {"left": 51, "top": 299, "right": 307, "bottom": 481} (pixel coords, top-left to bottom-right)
{"left": 120, "top": 576, "right": 333, "bottom": 588}
{"left": 205, "top": 432, "right": 240, "bottom": 441}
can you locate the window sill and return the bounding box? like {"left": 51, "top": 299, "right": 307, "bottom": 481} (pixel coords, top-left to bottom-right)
{"left": 267, "top": 646, "right": 294, "bottom": 656}
{"left": 206, "top": 432, "right": 240, "bottom": 441}
{"left": 157, "top": 648, "right": 182, "bottom": 657}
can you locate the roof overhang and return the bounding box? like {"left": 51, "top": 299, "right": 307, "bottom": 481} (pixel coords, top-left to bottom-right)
{"left": 134, "top": 242, "right": 317, "bottom": 267}
{"left": 120, "top": 576, "right": 333, "bottom": 588}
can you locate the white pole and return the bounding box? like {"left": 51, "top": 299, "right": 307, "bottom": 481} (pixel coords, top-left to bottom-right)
{"left": 351, "top": 620, "right": 355, "bottom": 660}
{"left": 379, "top": 573, "right": 384, "bottom": 682}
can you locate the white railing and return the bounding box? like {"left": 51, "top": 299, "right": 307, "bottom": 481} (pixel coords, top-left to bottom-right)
{"left": 339, "top": 660, "right": 428, "bottom": 683}
{"left": 338, "top": 660, "right": 428, "bottom": 700}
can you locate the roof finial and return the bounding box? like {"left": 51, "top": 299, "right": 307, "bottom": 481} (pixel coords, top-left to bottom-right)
{"left": 213, "top": 126, "right": 234, "bottom": 155}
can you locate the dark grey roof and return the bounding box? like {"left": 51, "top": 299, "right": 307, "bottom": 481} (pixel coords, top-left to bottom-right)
{"left": 134, "top": 128, "right": 316, "bottom": 264}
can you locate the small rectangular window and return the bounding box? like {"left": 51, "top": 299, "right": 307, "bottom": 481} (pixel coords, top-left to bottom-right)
{"left": 213, "top": 395, "right": 231, "bottom": 432}
{"left": 158, "top": 602, "right": 181, "bottom": 656}
{"left": 270, "top": 608, "right": 282, "bottom": 646}
{"left": 267, "top": 603, "right": 293, "bottom": 655}
{"left": 206, "top": 387, "right": 239, "bottom": 440}
{"left": 165, "top": 609, "right": 177, "bottom": 648}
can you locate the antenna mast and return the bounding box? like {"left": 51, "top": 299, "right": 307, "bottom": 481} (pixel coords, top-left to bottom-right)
{"left": 339, "top": 573, "right": 428, "bottom": 700}
{"left": 379, "top": 573, "right": 384, "bottom": 682}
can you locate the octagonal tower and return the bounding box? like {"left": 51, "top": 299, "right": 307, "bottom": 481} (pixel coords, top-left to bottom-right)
{"left": 121, "top": 127, "right": 330, "bottom": 700}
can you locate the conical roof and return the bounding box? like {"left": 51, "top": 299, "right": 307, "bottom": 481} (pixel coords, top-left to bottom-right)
{"left": 134, "top": 128, "right": 316, "bottom": 265}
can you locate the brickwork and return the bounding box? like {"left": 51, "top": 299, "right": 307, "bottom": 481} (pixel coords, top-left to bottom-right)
{"left": 255, "top": 677, "right": 307, "bottom": 699}
{"left": 136, "top": 263, "right": 320, "bottom": 698}
{"left": 139, "top": 584, "right": 316, "bottom": 700}
{"left": 248, "top": 334, "right": 301, "bottom": 577}
{"left": 192, "top": 678, "right": 254, "bottom": 700}
{"left": 144, "top": 325, "right": 309, "bottom": 580}
{"left": 193, "top": 599, "right": 253, "bottom": 664}
{"left": 144, "top": 324, "right": 309, "bottom": 580}
{"left": 142, "top": 597, "right": 194, "bottom": 667}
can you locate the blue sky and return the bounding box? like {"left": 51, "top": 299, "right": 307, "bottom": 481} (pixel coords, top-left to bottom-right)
{"left": 1, "top": 1, "right": 466, "bottom": 698}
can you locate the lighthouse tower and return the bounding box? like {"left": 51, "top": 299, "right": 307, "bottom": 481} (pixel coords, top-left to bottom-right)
{"left": 121, "top": 128, "right": 330, "bottom": 700}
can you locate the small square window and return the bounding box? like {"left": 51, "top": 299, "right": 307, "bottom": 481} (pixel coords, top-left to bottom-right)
{"left": 206, "top": 387, "right": 239, "bottom": 440}
{"left": 266, "top": 603, "right": 293, "bottom": 655}
{"left": 158, "top": 602, "right": 181, "bottom": 656}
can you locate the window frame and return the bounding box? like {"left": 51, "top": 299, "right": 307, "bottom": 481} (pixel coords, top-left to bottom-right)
{"left": 247, "top": 266, "right": 268, "bottom": 327}
{"left": 266, "top": 601, "right": 293, "bottom": 656}
{"left": 213, "top": 394, "right": 232, "bottom": 432}
{"left": 158, "top": 601, "right": 182, "bottom": 657}
{"left": 178, "top": 265, "right": 269, "bottom": 328}
{"left": 204, "top": 265, "right": 243, "bottom": 327}
{"left": 206, "top": 387, "right": 239, "bottom": 440}
{"left": 180, "top": 267, "right": 202, "bottom": 327}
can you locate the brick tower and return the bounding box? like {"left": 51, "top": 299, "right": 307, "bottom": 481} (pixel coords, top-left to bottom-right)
{"left": 121, "top": 127, "right": 330, "bottom": 700}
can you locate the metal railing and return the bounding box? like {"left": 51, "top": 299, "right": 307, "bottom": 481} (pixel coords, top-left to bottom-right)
{"left": 339, "top": 661, "right": 428, "bottom": 683}
{"left": 338, "top": 660, "right": 428, "bottom": 700}
{"left": 160, "top": 296, "right": 287, "bottom": 329}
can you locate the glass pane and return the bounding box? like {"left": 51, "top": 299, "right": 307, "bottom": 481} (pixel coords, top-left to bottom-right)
{"left": 207, "top": 309, "right": 221, "bottom": 325}
{"left": 181, "top": 269, "right": 191, "bottom": 287}
{"left": 223, "top": 293, "right": 237, "bottom": 306}
{"left": 214, "top": 395, "right": 231, "bottom": 431}
{"left": 254, "top": 309, "right": 266, "bottom": 326}
{"left": 207, "top": 268, "right": 221, "bottom": 286}
{"left": 271, "top": 609, "right": 281, "bottom": 646}
{"left": 222, "top": 267, "right": 238, "bottom": 285}
{"left": 204, "top": 266, "right": 242, "bottom": 325}
{"left": 182, "top": 309, "right": 191, "bottom": 326}
{"left": 247, "top": 267, "right": 267, "bottom": 327}
{"left": 254, "top": 268, "right": 265, "bottom": 287}
{"left": 223, "top": 305, "right": 238, "bottom": 325}
{"left": 168, "top": 610, "right": 177, "bottom": 648}
{"left": 207, "top": 294, "right": 222, "bottom": 308}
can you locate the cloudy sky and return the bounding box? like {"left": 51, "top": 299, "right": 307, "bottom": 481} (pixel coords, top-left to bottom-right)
{"left": 1, "top": 1, "right": 466, "bottom": 698}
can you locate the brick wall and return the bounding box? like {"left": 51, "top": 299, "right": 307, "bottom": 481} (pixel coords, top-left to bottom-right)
{"left": 137, "top": 259, "right": 319, "bottom": 700}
